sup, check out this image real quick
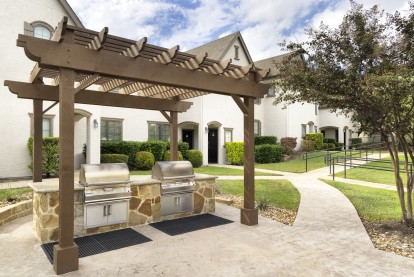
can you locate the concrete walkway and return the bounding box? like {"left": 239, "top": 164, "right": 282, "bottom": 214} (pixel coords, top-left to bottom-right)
{"left": 2, "top": 153, "right": 414, "bottom": 275}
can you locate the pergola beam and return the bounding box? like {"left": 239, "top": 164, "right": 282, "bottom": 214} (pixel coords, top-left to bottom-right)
{"left": 5, "top": 80, "right": 192, "bottom": 112}
{"left": 122, "top": 37, "right": 147, "bottom": 58}
{"left": 87, "top": 27, "right": 108, "bottom": 51}
{"left": 151, "top": 45, "right": 179, "bottom": 64}
{"left": 179, "top": 53, "right": 207, "bottom": 70}
{"left": 50, "top": 16, "right": 68, "bottom": 42}
{"left": 17, "top": 35, "right": 269, "bottom": 98}
{"left": 74, "top": 74, "right": 101, "bottom": 94}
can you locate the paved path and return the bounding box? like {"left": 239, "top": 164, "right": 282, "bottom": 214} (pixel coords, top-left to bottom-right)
{"left": 2, "top": 152, "right": 414, "bottom": 275}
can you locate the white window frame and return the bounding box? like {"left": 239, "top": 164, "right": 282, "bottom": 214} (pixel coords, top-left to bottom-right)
{"left": 101, "top": 118, "right": 123, "bottom": 141}
{"left": 148, "top": 121, "right": 170, "bottom": 141}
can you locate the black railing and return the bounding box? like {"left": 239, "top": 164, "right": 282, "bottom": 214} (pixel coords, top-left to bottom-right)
{"left": 303, "top": 142, "right": 387, "bottom": 172}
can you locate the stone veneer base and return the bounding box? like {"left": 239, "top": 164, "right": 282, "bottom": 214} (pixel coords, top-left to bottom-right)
{"left": 0, "top": 200, "right": 33, "bottom": 227}
{"left": 30, "top": 175, "right": 217, "bottom": 243}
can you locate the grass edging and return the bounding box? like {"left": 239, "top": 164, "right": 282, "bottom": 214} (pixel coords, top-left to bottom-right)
{"left": 0, "top": 200, "right": 32, "bottom": 227}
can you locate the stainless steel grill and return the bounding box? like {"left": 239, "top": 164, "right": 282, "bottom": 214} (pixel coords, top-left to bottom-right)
{"left": 79, "top": 163, "right": 131, "bottom": 228}
{"left": 152, "top": 161, "right": 196, "bottom": 216}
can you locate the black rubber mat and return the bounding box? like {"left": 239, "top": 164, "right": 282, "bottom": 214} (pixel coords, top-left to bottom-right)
{"left": 41, "top": 228, "right": 151, "bottom": 264}
{"left": 150, "top": 214, "right": 233, "bottom": 236}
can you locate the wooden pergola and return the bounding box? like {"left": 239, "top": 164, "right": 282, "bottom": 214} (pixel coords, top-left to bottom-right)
{"left": 4, "top": 17, "right": 269, "bottom": 274}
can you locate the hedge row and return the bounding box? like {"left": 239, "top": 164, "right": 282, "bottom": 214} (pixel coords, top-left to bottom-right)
{"left": 27, "top": 137, "right": 59, "bottom": 178}
{"left": 305, "top": 133, "right": 324, "bottom": 150}
{"left": 225, "top": 142, "right": 283, "bottom": 165}
{"left": 254, "top": 136, "right": 277, "bottom": 145}
{"left": 101, "top": 141, "right": 201, "bottom": 169}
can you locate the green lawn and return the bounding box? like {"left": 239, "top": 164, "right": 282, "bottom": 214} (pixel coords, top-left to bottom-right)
{"left": 0, "top": 187, "right": 32, "bottom": 201}
{"left": 334, "top": 155, "right": 408, "bottom": 185}
{"left": 131, "top": 166, "right": 282, "bottom": 176}
{"left": 255, "top": 151, "right": 343, "bottom": 173}
{"left": 322, "top": 179, "right": 402, "bottom": 222}
{"left": 217, "top": 179, "right": 300, "bottom": 211}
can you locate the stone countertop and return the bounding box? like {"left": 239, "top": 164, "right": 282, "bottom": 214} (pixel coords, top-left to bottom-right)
{"left": 29, "top": 173, "right": 217, "bottom": 193}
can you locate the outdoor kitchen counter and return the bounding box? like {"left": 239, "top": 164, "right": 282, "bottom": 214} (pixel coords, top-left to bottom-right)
{"left": 128, "top": 174, "right": 217, "bottom": 226}
{"left": 30, "top": 174, "right": 217, "bottom": 243}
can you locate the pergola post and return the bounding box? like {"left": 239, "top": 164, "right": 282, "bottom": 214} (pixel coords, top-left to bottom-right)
{"left": 32, "top": 99, "right": 43, "bottom": 182}
{"left": 241, "top": 96, "right": 258, "bottom": 225}
{"left": 170, "top": 111, "right": 178, "bottom": 161}
{"left": 53, "top": 68, "right": 78, "bottom": 274}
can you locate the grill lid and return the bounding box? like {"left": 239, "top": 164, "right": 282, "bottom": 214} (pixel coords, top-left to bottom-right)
{"left": 152, "top": 161, "right": 195, "bottom": 181}
{"left": 79, "top": 163, "right": 130, "bottom": 186}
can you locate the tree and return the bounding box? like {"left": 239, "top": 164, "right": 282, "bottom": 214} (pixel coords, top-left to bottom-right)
{"left": 275, "top": 1, "right": 414, "bottom": 226}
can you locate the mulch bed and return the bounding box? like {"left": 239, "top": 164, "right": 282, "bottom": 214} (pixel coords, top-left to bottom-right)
{"left": 0, "top": 192, "right": 32, "bottom": 208}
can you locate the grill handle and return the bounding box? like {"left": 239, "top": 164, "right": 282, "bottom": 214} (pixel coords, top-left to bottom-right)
{"left": 108, "top": 205, "right": 111, "bottom": 215}
{"left": 80, "top": 180, "right": 131, "bottom": 187}
{"left": 160, "top": 175, "right": 195, "bottom": 181}
{"left": 103, "top": 205, "right": 107, "bottom": 216}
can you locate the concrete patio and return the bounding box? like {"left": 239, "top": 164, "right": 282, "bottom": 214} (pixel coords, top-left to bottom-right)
{"left": 2, "top": 170, "right": 414, "bottom": 276}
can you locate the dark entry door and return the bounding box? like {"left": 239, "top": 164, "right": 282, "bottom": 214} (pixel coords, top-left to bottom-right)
{"left": 208, "top": 128, "right": 218, "bottom": 163}
{"left": 182, "top": 129, "right": 194, "bottom": 149}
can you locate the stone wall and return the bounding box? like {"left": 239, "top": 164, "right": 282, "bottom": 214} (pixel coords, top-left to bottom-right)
{"left": 32, "top": 190, "right": 84, "bottom": 243}
{"left": 31, "top": 176, "right": 216, "bottom": 242}
{"left": 0, "top": 200, "right": 32, "bottom": 227}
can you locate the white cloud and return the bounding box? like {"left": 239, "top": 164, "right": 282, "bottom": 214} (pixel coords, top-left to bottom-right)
{"left": 66, "top": 0, "right": 410, "bottom": 61}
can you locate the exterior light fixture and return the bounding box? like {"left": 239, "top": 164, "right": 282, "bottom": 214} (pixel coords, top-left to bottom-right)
{"left": 93, "top": 119, "right": 99, "bottom": 128}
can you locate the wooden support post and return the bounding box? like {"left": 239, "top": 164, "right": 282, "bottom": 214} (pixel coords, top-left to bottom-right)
{"left": 170, "top": 111, "right": 178, "bottom": 161}
{"left": 240, "top": 97, "right": 258, "bottom": 226}
{"left": 53, "top": 68, "right": 78, "bottom": 275}
{"left": 32, "top": 99, "right": 43, "bottom": 182}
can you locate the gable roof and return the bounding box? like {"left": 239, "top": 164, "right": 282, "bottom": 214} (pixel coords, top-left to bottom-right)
{"left": 186, "top": 31, "right": 254, "bottom": 64}
{"left": 254, "top": 52, "right": 293, "bottom": 78}
{"left": 58, "top": 0, "right": 84, "bottom": 27}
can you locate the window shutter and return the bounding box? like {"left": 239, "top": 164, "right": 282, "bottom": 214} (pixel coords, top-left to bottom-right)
{"left": 24, "top": 21, "right": 34, "bottom": 36}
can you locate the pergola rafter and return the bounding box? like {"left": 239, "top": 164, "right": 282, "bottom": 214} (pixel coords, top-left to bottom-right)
{"left": 4, "top": 17, "right": 270, "bottom": 275}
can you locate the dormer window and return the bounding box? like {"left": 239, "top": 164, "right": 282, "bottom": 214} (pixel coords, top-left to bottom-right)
{"left": 24, "top": 21, "right": 53, "bottom": 40}
{"left": 234, "top": 45, "right": 240, "bottom": 60}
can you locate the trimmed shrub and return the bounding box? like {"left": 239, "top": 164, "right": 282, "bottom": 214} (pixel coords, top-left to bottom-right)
{"left": 255, "top": 136, "right": 277, "bottom": 145}
{"left": 305, "top": 133, "right": 324, "bottom": 150}
{"left": 188, "top": 150, "right": 203, "bottom": 168}
{"left": 101, "top": 141, "right": 142, "bottom": 169}
{"left": 225, "top": 142, "right": 244, "bottom": 165}
{"left": 140, "top": 140, "right": 168, "bottom": 161}
{"left": 280, "top": 137, "right": 297, "bottom": 155}
{"left": 323, "top": 138, "right": 336, "bottom": 144}
{"left": 164, "top": 150, "right": 184, "bottom": 161}
{"left": 27, "top": 137, "right": 59, "bottom": 178}
{"left": 328, "top": 143, "right": 336, "bottom": 149}
{"left": 178, "top": 142, "right": 190, "bottom": 160}
{"left": 254, "top": 144, "right": 283, "bottom": 163}
{"left": 321, "top": 143, "right": 330, "bottom": 149}
{"left": 135, "top": 151, "right": 155, "bottom": 170}
{"left": 301, "top": 139, "right": 316, "bottom": 152}
{"left": 101, "top": 154, "right": 129, "bottom": 164}
{"left": 335, "top": 142, "right": 344, "bottom": 149}
{"left": 351, "top": 138, "right": 362, "bottom": 145}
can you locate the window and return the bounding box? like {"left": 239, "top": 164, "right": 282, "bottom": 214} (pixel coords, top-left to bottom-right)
{"left": 101, "top": 118, "right": 123, "bottom": 141}
{"left": 234, "top": 45, "right": 240, "bottom": 60}
{"left": 315, "top": 104, "right": 318, "bottom": 115}
{"left": 148, "top": 122, "right": 170, "bottom": 141}
{"left": 254, "top": 98, "right": 261, "bottom": 105}
{"left": 224, "top": 128, "right": 233, "bottom": 144}
{"left": 29, "top": 114, "right": 54, "bottom": 137}
{"left": 267, "top": 87, "right": 275, "bottom": 97}
{"left": 301, "top": 124, "right": 307, "bottom": 138}
{"left": 254, "top": 120, "right": 261, "bottom": 136}
{"left": 315, "top": 126, "right": 318, "bottom": 133}
{"left": 24, "top": 21, "right": 53, "bottom": 40}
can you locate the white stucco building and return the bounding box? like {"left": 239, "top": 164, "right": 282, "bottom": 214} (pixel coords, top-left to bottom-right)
{"left": 0, "top": 0, "right": 355, "bottom": 179}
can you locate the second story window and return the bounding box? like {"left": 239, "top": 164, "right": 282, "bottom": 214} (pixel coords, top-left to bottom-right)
{"left": 24, "top": 21, "right": 53, "bottom": 40}
{"left": 234, "top": 45, "right": 240, "bottom": 60}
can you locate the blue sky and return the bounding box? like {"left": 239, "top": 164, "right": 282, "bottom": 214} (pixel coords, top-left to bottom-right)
{"left": 66, "top": 0, "right": 409, "bottom": 60}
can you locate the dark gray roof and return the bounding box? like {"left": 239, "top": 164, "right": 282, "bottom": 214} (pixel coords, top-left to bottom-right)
{"left": 58, "top": 0, "right": 84, "bottom": 27}
{"left": 186, "top": 31, "right": 254, "bottom": 64}
{"left": 254, "top": 52, "right": 293, "bottom": 78}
